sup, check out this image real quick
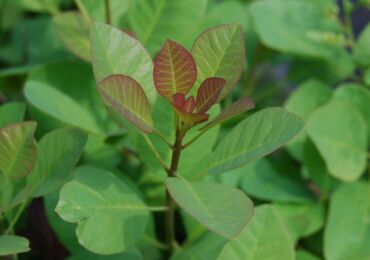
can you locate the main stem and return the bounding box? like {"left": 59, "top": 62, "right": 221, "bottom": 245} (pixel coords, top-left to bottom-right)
{"left": 165, "top": 126, "right": 185, "bottom": 250}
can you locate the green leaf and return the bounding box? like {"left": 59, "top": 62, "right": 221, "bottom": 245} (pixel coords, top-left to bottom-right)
{"left": 192, "top": 24, "right": 245, "bottom": 101}
{"left": 129, "top": 0, "right": 207, "bottom": 55}
{"left": 364, "top": 68, "right": 370, "bottom": 87}
{"left": 306, "top": 101, "right": 368, "bottom": 182}
{"left": 274, "top": 203, "right": 324, "bottom": 243}
{"left": 250, "top": 0, "right": 344, "bottom": 59}
{"left": 0, "top": 102, "right": 26, "bottom": 128}
{"left": 241, "top": 159, "right": 313, "bottom": 203}
{"left": 324, "top": 182, "right": 370, "bottom": 260}
{"left": 90, "top": 22, "right": 157, "bottom": 104}
{"left": 199, "top": 96, "right": 254, "bottom": 131}
{"left": 204, "top": 108, "right": 304, "bottom": 176}
{"left": 53, "top": 11, "right": 90, "bottom": 61}
{"left": 154, "top": 40, "right": 197, "bottom": 100}
{"left": 98, "top": 74, "right": 153, "bottom": 133}
{"left": 353, "top": 24, "right": 370, "bottom": 67}
{"left": 333, "top": 83, "right": 370, "bottom": 139}
{"left": 296, "top": 250, "right": 321, "bottom": 260}
{"left": 24, "top": 80, "right": 102, "bottom": 134}
{"left": 56, "top": 166, "right": 150, "bottom": 254}
{"left": 284, "top": 79, "right": 332, "bottom": 161}
{"left": 166, "top": 177, "right": 253, "bottom": 239}
{"left": 0, "top": 121, "right": 37, "bottom": 178}
{"left": 0, "top": 235, "right": 30, "bottom": 256}
{"left": 27, "top": 128, "right": 88, "bottom": 197}
{"left": 218, "top": 205, "right": 295, "bottom": 260}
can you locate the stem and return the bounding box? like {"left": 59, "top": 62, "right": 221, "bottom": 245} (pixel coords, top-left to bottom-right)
{"left": 5, "top": 200, "right": 27, "bottom": 234}
{"left": 144, "top": 135, "right": 169, "bottom": 173}
{"left": 154, "top": 129, "right": 174, "bottom": 149}
{"left": 165, "top": 124, "right": 186, "bottom": 250}
{"left": 104, "top": 0, "right": 112, "bottom": 25}
{"left": 182, "top": 129, "right": 207, "bottom": 149}
{"left": 74, "top": 0, "right": 91, "bottom": 22}
{"left": 343, "top": 0, "right": 355, "bottom": 48}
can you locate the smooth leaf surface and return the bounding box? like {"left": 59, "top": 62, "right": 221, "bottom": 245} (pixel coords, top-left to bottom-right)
{"left": 205, "top": 108, "right": 304, "bottom": 175}
{"left": 0, "top": 102, "right": 26, "bottom": 128}
{"left": 129, "top": 0, "right": 207, "bottom": 55}
{"left": 307, "top": 101, "right": 367, "bottom": 182}
{"left": 241, "top": 159, "right": 313, "bottom": 203}
{"left": 27, "top": 128, "right": 88, "bottom": 197}
{"left": 284, "top": 79, "right": 332, "bottom": 161}
{"left": 24, "top": 80, "right": 102, "bottom": 134}
{"left": 353, "top": 24, "right": 370, "bottom": 67}
{"left": 218, "top": 205, "right": 295, "bottom": 260}
{"left": 0, "top": 121, "right": 37, "bottom": 178}
{"left": 0, "top": 235, "right": 30, "bottom": 256}
{"left": 196, "top": 77, "right": 225, "bottom": 113}
{"left": 98, "top": 75, "right": 153, "bottom": 133}
{"left": 192, "top": 24, "right": 245, "bottom": 100}
{"left": 166, "top": 177, "right": 253, "bottom": 239}
{"left": 56, "top": 166, "right": 150, "bottom": 254}
{"left": 90, "top": 22, "right": 157, "bottom": 104}
{"left": 53, "top": 11, "right": 90, "bottom": 61}
{"left": 154, "top": 40, "right": 197, "bottom": 99}
{"left": 324, "top": 182, "right": 370, "bottom": 260}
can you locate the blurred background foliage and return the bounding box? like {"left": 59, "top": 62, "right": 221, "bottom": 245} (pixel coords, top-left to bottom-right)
{"left": 0, "top": 0, "right": 369, "bottom": 259}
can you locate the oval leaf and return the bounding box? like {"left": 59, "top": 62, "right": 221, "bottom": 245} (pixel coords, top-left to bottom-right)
{"left": 56, "top": 166, "right": 150, "bottom": 254}
{"left": 154, "top": 40, "right": 197, "bottom": 99}
{"left": 205, "top": 107, "right": 304, "bottom": 175}
{"left": 0, "top": 235, "right": 30, "bottom": 256}
{"left": 192, "top": 24, "right": 245, "bottom": 101}
{"left": 0, "top": 122, "right": 37, "bottom": 178}
{"left": 166, "top": 177, "right": 253, "bottom": 239}
{"left": 99, "top": 74, "right": 153, "bottom": 133}
{"left": 196, "top": 77, "right": 225, "bottom": 113}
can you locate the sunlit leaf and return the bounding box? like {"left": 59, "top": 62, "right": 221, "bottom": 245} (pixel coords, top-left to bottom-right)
{"left": 0, "top": 122, "right": 37, "bottom": 178}
{"left": 98, "top": 74, "right": 153, "bottom": 133}
{"left": 196, "top": 77, "right": 225, "bottom": 113}
{"left": 56, "top": 166, "right": 150, "bottom": 254}
{"left": 0, "top": 235, "right": 30, "bottom": 256}
{"left": 167, "top": 177, "right": 253, "bottom": 239}
{"left": 154, "top": 40, "right": 197, "bottom": 100}
{"left": 192, "top": 24, "right": 244, "bottom": 101}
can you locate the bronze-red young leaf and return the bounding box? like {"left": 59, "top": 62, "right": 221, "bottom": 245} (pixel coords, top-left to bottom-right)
{"left": 154, "top": 39, "right": 197, "bottom": 99}
{"left": 196, "top": 77, "right": 225, "bottom": 113}
{"left": 184, "top": 96, "right": 196, "bottom": 113}
{"left": 98, "top": 74, "right": 153, "bottom": 133}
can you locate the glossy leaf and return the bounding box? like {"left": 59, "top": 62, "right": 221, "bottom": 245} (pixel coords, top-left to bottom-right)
{"left": 56, "top": 166, "right": 150, "bottom": 254}
{"left": 167, "top": 177, "right": 253, "bottom": 239}
{"left": 129, "top": 0, "right": 207, "bottom": 55}
{"left": 218, "top": 205, "right": 295, "bottom": 260}
{"left": 284, "top": 79, "right": 332, "bottom": 161}
{"left": 98, "top": 74, "right": 153, "bottom": 133}
{"left": 0, "top": 235, "right": 30, "bottom": 256}
{"left": 27, "top": 128, "right": 88, "bottom": 197}
{"left": 154, "top": 40, "right": 197, "bottom": 99}
{"left": 53, "top": 11, "right": 90, "bottom": 61}
{"left": 204, "top": 108, "right": 304, "bottom": 175}
{"left": 196, "top": 77, "right": 225, "bottom": 113}
{"left": 199, "top": 96, "right": 254, "bottom": 131}
{"left": 307, "top": 101, "right": 367, "bottom": 182}
{"left": 192, "top": 24, "right": 245, "bottom": 101}
{"left": 0, "top": 122, "right": 37, "bottom": 178}
{"left": 0, "top": 102, "right": 26, "bottom": 128}
{"left": 90, "top": 22, "right": 157, "bottom": 103}
{"left": 324, "top": 182, "right": 370, "bottom": 260}
{"left": 241, "top": 159, "right": 313, "bottom": 203}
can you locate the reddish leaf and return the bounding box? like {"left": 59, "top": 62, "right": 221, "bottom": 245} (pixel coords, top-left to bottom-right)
{"left": 172, "top": 93, "right": 185, "bottom": 109}
{"left": 98, "top": 74, "right": 153, "bottom": 133}
{"left": 154, "top": 39, "right": 197, "bottom": 99}
{"left": 184, "top": 96, "right": 196, "bottom": 113}
{"left": 174, "top": 107, "right": 209, "bottom": 124}
{"left": 200, "top": 96, "right": 255, "bottom": 130}
{"left": 196, "top": 77, "right": 225, "bottom": 113}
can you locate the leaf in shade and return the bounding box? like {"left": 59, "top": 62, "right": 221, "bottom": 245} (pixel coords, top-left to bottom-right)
{"left": 0, "top": 102, "right": 26, "bottom": 128}
{"left": 196, "top": 77, "right": 225, "bottom": 113}
{"left": 192, "top": 24, "right": 244, "bottom": 101}
{"left": 0, "top": 235, "right": 30, "bottom": 256}
{"left": 0, "top": 122, "right": 37, "bottom": 178}
{"left": 200, "top": 96, "right": 255, "bottom": 131}
{"left": 98, "top": 74, "right": 153, "bottom": 133}
{"left": 166, "top": 177, "right": 253, "bottom": 239}
{"left": 154, "top": 39, "right": 197, "bottom": 99}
